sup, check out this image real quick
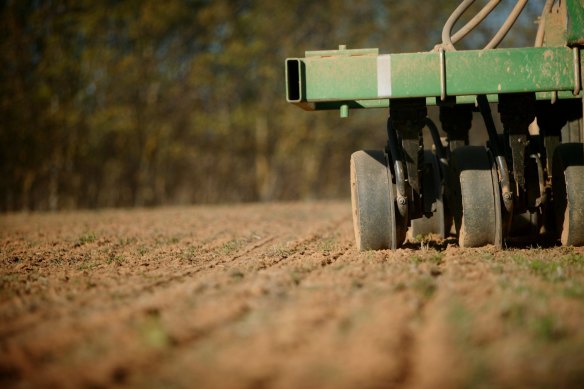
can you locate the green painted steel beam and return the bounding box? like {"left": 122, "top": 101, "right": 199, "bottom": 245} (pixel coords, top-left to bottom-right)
{"left": 286, "top": 46, "right": 581, "bottom": 111}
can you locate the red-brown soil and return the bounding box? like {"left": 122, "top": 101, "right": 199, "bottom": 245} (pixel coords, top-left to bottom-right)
{"left": 2, "top": 201, "right": 584, "bottom": 388}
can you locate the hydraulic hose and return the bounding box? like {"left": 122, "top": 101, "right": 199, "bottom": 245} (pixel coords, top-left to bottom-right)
{"left": 424, "top": 118, "right": 446, "bottom": 161}
{"left": 484, "top": 0, "right": 528, "bottom": 49}
{"left": 441, "top": 0, "right": 476, "bottom": 50}
{"left": 451, "top": 0, "right": 500, "bottom": 44}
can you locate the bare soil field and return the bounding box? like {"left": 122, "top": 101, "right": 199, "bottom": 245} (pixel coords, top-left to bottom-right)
{"left": 1, "top": 201, "right": 584, "bottom": 388}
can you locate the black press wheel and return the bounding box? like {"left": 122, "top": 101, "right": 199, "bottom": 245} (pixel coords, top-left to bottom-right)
{"left": 350, "top": 150, "right": 406, "bottom": 251}
{"left": 450, "top": 146, "right": 502, "bottom": 248}
{"left": 552, "top": 143, "right": 584, "bottom": 246}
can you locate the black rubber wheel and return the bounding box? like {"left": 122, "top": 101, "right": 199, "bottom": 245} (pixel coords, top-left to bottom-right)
{"left": 350, "top": 150, "right": 406, "bottom": 251}
{"left": 450, "top": 146, "right": 502, "bottom": 248}
{"left": 552, "top": 143, "right": 584, "bottom": 246}
{"left": 410, "top": 150, "right": 447, "bottom": 239}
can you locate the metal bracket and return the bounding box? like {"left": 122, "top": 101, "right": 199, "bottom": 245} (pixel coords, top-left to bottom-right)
{"left": 439, "top": 48, "right": 446, "bottom": 101}
{"left": 499, "top": 93, "right": 536, "bottom": 214}
{"left": 386, "top": 119, "right": 408, "bottom": 218}
{"left": 389, "top": 98, "right": 427, "bottom": 220}
{"left": 477, "top": 95, "right": 514, "bottom": 213}
{"left": 573, "top": 47, "right": 581, "bottom": 96}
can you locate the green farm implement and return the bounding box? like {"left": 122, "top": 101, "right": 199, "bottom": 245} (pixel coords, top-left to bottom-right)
{"left": 286, "top": 0, "right": 584, "bottom": 250}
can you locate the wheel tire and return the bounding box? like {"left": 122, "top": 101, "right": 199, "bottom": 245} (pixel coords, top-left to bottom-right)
{"left": 450, "top": 146, "right": 502, "bottom": 248}
{"left": 350, "top": 150, "right": 406, "bottom": 251}
{"left": 552, "top": 143, "right": 584, "bottom": 246}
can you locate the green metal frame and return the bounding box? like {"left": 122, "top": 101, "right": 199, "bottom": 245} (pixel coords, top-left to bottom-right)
{"left": 286, "top": 46, "right": 582, "bottom": 112}
{"left": 285, "top": 0, "right": 584, "bottom": 115}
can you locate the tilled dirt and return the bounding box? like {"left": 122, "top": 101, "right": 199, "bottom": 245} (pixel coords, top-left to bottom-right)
{"left": 1, "top": 201, "right": 584, "bottom": 388}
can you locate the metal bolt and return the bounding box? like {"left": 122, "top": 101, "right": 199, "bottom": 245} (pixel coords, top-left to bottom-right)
{"left": 340, "top": 104, "right": 349, "bottom": 118}
{"left": 397, "top": 196, "right": 407, "bottom": 205}
{"left": 503, "top": 192, "right": 513, "bottom": 201}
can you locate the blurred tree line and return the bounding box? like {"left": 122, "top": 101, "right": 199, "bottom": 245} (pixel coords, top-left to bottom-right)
{"left": 0, "top": 0, "right": 540, "bottom": 211}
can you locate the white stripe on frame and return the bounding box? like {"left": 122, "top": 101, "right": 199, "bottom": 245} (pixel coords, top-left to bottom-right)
{"left": 377, "top": 55, "right": 391, "bottom": 98}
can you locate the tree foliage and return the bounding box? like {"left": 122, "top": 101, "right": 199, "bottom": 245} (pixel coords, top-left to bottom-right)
{"left": 0, "top": 0, "right": 540, "bottom": 211}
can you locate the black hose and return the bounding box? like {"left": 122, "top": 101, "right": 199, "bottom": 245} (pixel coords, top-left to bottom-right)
{"left": 424, "top": 118, "right": 446, "bottom": 160}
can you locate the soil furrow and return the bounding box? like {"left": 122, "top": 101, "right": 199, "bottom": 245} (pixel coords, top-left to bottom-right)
{"left": 2, "top": 202, "right": 584, "bottom": 388}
